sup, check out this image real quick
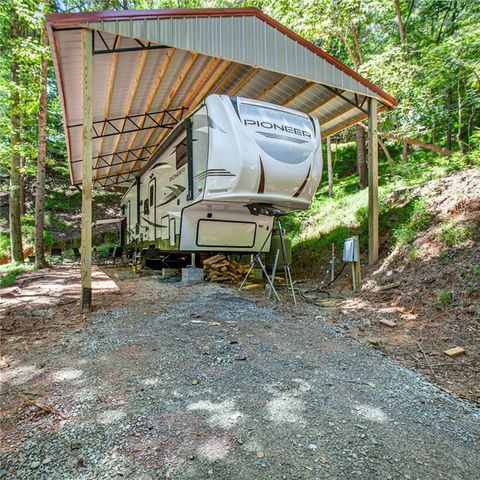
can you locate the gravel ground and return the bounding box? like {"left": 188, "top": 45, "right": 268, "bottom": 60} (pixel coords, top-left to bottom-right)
{"left": 1, "top": 277, "right": 479, "bottom": 479}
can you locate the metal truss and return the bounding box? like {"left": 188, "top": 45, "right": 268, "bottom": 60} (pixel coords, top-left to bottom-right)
{"left": 93, "top": 143, "right": 159, "bottom": 170}
{"left": 93, "top": 31, "right": 168, "bottom": 54}
{"left": 93, "top": 171, "right": 140, "bottom": 187}
{"left": 68, "top": 106, "right": 187, "bottom": 139}
{"left": 323, "top": 85, "right": 368, "bottom": 115}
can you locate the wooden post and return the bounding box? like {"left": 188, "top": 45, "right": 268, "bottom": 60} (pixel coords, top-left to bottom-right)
{"left": 352, "top": 234, "right": 361, "bottom": 290}
{"left": 81, "top": 29, "right": 93, "bottom": 312}
{"left": 326, "top": 136, "right": 333, "bottom": 197}
{"left": 368, "top": 98, "right": 378, "bottom": 265}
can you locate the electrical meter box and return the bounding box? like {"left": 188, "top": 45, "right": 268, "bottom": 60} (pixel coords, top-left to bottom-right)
{"left": 343, "top": 237, "right": 359, "bottom": 262}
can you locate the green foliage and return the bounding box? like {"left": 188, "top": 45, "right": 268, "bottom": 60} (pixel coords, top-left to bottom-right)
{"left": 45, "top": 190, "right": 81, "bottom": 211}
{"left": 95, "top": 241, "right": 119, "bottom": 255}
{"left": 391, "top": 198, "right": 431, "bottom": 247}
{"left": 437, "top": 250, "right": 449, "bottom": 265}
{"left": 435, "top": 289, "right": 454, "bottom": 306}
{"left": 438, "top": 223, "right": 472, "bottom": 247}
{"left": 0, "top": 262, "right": 40, "bottom": 289}
{"left": 473, "top": 264, "right": 480, "bottom": 280}
{"left": 0, "top": 232, "right": 10, "bottom": 257}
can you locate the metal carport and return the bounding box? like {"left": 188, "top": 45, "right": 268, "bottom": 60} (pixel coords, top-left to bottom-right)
{"left": 46, "top": 7, "right": 396, "bottom": 311}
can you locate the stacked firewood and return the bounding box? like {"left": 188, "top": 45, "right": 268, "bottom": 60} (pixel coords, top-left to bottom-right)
{"left": 203, "top": 254, "right": 259, "bottom": 287}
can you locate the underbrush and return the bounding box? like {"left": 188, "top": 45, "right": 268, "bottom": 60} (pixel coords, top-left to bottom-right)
{"left": 287, "top": 138, "right": 480, "bottom": 275}
{"left": 0, "top": 263, "right": 41, "bottom": 289}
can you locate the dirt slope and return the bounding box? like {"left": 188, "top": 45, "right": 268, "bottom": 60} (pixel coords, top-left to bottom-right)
{"left": 334, "top": 168, "right": 480, "bottom": 402}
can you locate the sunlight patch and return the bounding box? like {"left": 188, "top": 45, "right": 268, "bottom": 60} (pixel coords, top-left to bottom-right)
{"left": 97, "top": 409, "right": 126, "bottom": 425}
{"left": 142, "top": 377, "right": 160, "bottom": 386}
{"left": 52, "top": 368, "right": 83, "bottom": 381}
{"left": 196, "top": 436, "right": 231, "bottom": 461}
{"left": 187, "top": 399, "right": 244, "bottom": 429}
{"left": 267, "top": 396, "right": 305, "bottom": 424}
{"left": 354, "top": 404, "right": 388, "bottom": 423}
{"left": 0, "top": 365, "right": 39, "bottom": 385}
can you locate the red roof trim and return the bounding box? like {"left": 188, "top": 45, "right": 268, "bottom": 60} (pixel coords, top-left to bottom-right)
{"left": 46, "top": 7, "right": 397, "bottom": 107}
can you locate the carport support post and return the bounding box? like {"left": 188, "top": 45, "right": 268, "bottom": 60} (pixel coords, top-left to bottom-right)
{"left": 326, "top": 136, "right": 333, "bottom": 197}
{"left": 368, "top": 98, "right": 379, "bottom": 265}
{"left": 81, "top": 28, "right": 93, "bottom": 312}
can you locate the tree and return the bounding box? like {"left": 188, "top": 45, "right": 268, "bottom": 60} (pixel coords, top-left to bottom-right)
{"left": 9, "top": 6, "right": 23, "bottom": 263}
{"left": 35, "top": 25, "right": 48, "bottom": 267}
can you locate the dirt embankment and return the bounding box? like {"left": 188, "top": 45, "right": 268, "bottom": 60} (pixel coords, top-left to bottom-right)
{"left": 334, "top": 168, "right": 480, "bottom": 402}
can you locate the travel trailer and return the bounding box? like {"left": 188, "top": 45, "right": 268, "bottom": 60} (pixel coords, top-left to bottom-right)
{"left": 120, "top": 94, "right": 322, "bottom": 256}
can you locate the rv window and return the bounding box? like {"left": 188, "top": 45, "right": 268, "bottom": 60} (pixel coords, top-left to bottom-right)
{"left": 176, "top": 141, "right": 188, "bottom": 170}
{"left": 149, "top": 184, "right": 154, "bottom": 207}
{"left": 144, "top": 200, "right": 149, "bottom": 215}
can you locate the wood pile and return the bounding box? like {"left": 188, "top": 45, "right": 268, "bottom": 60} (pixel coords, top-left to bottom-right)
{"left": 203, "top": 254, "right": 256, "bottom": 286}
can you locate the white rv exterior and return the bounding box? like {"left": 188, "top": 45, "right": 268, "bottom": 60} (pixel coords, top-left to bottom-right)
{"left": 120, "top": 94, "right": 322, "bottom": 253}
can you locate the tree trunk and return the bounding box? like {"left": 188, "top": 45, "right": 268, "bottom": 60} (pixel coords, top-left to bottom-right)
{"left": 378, "top": 131, "right": 452, "bottom": 155}
{"left": 351, "top": 25, "right": 363, "bottom": 65}
{"left": 446, "top": 88, "right": 452, "bottom": 151}
{"left": 356, "top": 124, "right": 367, "bottom": 189}
{"left": 35, "top": 27, "right": 49, "bottom": 267}
{"left": 358, "top": 122, "right": 394, "bottom": 174}
{"left": 394, "top": 0, "right": 406, "bottom": 44}
{"left": 456, "top": 77, "right": 463, "bottom": 154}
{"left": 337, "top": 30, "right": 358, "bottom": 71}
{"left": 20, "top": 154, "right": 26, "bottom": 215}
{"left": 9, "top": 11, "right": 24, "bottom": 263}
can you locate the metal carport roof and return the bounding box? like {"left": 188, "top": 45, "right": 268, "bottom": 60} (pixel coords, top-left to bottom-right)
{"left": 46, "top": 7, "right": 396, "bottom": 187}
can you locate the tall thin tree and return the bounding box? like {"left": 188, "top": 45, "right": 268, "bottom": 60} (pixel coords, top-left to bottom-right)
{"left": 9, "top": 6, "right": 24, "bottom": 263}
{"left": 35, "top": 25, "right": 48, "bottom": 267}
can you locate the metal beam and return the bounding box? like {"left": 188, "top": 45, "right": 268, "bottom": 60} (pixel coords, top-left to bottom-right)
{"left": 323, "top": 85, "right": 368, "bottom": 115}
{"left": 93, "top": 171, "right": 139, "bottom": 186}
{"left": 80, "top": 28, "right": 93, "bottom": 312}
{"left": 72, "top": 143, "right": 160, "bottom": 165}
{"left": 67, "top": 107, "right": 186, "bottom": 138}
{"left": 93, "top": 31, "right": 168, "bottom": 54}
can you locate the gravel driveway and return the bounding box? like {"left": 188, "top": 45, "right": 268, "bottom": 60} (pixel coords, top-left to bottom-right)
{"left": 1, "top": 277, "right": 479, "bottom": 479}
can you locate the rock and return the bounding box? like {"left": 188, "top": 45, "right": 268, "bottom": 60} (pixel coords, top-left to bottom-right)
{"left": 256, "top": 451, "right": 265, "bottom": 459}
{"left": 191, "top": 379, "right": 199, "bottom": 385}
{"left": 30, "top": 461, "right": 40, "bottom": 469}
{"left": 234, "top": 355, "right": 247, "bottom": 361}
{"left": 380, "top": 319, "right": 397, "bottom": 328}
{"left": 444, "top": 347, "right": 465, "bottom": 358}
{"left": 308, "top": 444, "right": 318, "bottom": 450}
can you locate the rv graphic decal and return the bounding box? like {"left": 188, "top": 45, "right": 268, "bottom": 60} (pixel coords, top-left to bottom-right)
{"left": 194, "top": 169, "right": 235, "bottom": 180}
{"left": 257, "top": 156, "right": 265, "bottom": 194}
{"left": 293, "top": 165, "right": 312, "bottom": 198}
{"left": 157, "top": 184, "right": 186, "bottom": 206}
{"left": 141, "top": 217, "right": 168, "bottom": 228}
{"left": 244, "top": 119, "right": 312, "bottom": 138}
{"left": 169, "top": 167, "right": 185, "bottom": 182}
{"left": 256, "top": 131, "right": 309, "bottom": 144}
